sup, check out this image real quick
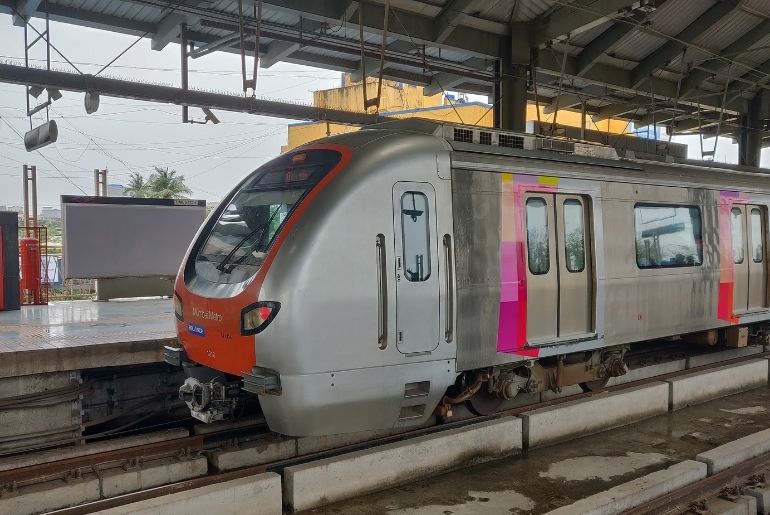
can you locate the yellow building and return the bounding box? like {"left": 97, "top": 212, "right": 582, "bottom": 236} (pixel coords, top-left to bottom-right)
{"left": 283, "top": 76, "right": 631, "bottom": 152}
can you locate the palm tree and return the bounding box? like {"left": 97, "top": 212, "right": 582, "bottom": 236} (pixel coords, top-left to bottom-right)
{"left": 146, "top": 167, "right": 193, "bottom": 199}
{"left": 124, "top": 172, "right": 148, "bottom": 197}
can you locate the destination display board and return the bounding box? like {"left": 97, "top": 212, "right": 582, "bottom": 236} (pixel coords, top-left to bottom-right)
{"left": 61, "top": 196, "right": 206, "bottom": 279}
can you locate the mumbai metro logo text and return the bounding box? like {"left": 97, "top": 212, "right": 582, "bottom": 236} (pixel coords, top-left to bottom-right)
{"left": 192, "top": 307, "right": 223, "bottom": 322}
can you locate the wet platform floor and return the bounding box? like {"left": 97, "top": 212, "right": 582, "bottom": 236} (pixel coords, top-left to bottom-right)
{"left": 0, "top": 299, "right": 175, "bottom": 377}
{"left": 307, "top": 385, "right": 770, "bottom": 515}
{"left": 0, "top": 298, "right": 174, "bottom": 353}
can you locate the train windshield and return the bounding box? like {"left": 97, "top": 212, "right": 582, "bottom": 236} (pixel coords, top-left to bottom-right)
{"left": 194, "top": 149, "right": 341, "bottom": 284}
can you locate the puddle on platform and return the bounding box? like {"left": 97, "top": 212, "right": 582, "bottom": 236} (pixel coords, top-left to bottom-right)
{"left": 538, "top": 452, "right": 669, "bottom": 481}
{"left": 387, "top": 490, "right": 535, "bottom": 515}
{"left": 720, "top": 406, "right": 767, "bottom": 415}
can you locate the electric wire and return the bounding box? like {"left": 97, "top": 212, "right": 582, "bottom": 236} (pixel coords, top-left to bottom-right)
{"left": 0, "top": 112, "right": 88, "bottom": 193}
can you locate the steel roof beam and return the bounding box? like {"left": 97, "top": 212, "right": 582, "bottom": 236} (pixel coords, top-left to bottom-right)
{"left": 350, "top": 42, "right": 415, "bottom": 82}
{"left": 575, "top": 12, "right": 645, "bottom": 77}
{"left": 543, "top": 92, "right": 583, "bottom": 114}
{"left": 350, "top": 58, "right": 385, "bottom": 82}
{"left": 537, "top": 46, "right": 748, "bottom": 113}
{"left": 629, "top": 0, "right": 739, "bottom": 89}
{"left": 722, "top": 58, "right": 770, "bottom": 102}
{"left": 423, "top": 72, "right": 466, "bottom": 95}
{"left": 0, "top": 1, "right": 155, "bottom": 36}
{"left": 152, "top": 13, "right": 190, "bottom": 51}
{"left": 188, "top": 32, "right": 240, "bottom": 59}
{"left": 256, "top": 0, "right": 502, "bottom": 58}
{"left": 593, "top": 101, "right": 647, "bottom": 121}
{"left": 197, "top": 17, "right": 494, "bottom": 83}
{"left": 678, "top": 18, "right": 770, "bottom": 97}
{"left": 260, "top": 40, "right": 299, "bottom": 68}
{"left": 260, "top": 19, "right": 326, "bottom": 69}
{"left": 534, "top": 0, "right": 642, "bottom": 45}
{"left": 434, "top": 0, "right": 483, "bottom": 44}
{"left": 280, "top": 50, "right": 434, "bottom": 88}
{"left": 11, "top": 0, "right": 42, "bottom": 26}
{"left": 0, "top": 62, "right": 387, "bottom": 125}
{"left": 280, "top": 50, "right": 359, "bottom": 74}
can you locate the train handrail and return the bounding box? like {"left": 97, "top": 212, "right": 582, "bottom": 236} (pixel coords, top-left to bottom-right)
{"left": 443, "top": 234, "right": 454, "bottom": 343}
{"left": 376, "top": 233, "right": 387, "bottom": 350}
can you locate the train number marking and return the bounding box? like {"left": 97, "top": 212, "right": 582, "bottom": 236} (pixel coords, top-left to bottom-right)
{"left": 187, "top": 323, "right": 205, "bottom": 337}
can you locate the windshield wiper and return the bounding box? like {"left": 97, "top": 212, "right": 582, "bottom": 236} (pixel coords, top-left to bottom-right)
{"left": 216, "top": 206, "right": 284, "bottom": 274}
{"left": 216, "top": 223, "right": 268, "bottom": 273}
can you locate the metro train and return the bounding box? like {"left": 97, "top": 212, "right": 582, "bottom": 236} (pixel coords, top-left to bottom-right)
{"left": 166, "top": 119, "right": 770, "bottom": 436}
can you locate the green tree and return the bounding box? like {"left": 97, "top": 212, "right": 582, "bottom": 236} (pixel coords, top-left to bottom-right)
{"left": 146, "top": 167, "right": 192, "bottom": 199}
{"left": 124, "top": 172, "right": 148, "bottom": 197}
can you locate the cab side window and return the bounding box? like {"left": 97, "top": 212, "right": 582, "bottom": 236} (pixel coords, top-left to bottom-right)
{"left": 401, "top": 192, "right": 431, "bottom": 282}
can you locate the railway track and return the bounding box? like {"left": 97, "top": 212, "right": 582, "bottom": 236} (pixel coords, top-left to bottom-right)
{"left": 624, "top": 452, "right": 770, "bottom": 515}
{"left": 0, "top": 345, "right": 760, "bottom": 514}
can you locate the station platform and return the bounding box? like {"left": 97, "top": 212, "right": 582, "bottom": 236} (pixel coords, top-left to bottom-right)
{"left": 0, "top": 298, "right": 176, "bottom": 378}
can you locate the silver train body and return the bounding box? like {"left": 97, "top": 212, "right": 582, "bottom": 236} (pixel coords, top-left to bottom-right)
{"left": 172, "top": 119, "right": 770, "bottom": 436}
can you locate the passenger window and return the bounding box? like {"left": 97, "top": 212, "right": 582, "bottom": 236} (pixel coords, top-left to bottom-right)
{"left": 401, "top": 191, "right": 431, "bottom": 282}
{"left": 732, "top": 207, "right": 744, "bottom": 264}
{"left": 751, "top": 208, "right": 763, "bottom": 263}
{"left": 563, "top": 200, "right": 585, "bottom": 273}
{"left": 634, "top": 204, "right": 702, "bottom": 269}
{"left": 526, "top": 198, "right": 550, "bottom": 275}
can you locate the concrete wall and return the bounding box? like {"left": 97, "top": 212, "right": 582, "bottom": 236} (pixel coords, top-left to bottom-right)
{"left": 282, "top": 79, "right": 633, "bottom": 152}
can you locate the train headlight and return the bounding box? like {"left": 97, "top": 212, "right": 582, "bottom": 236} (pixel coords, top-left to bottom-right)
{"left": 174, "top": 292, "right": 183, "bottom": 321}
{"left": 241, "top": 301, "right": 280, "bottom": 335}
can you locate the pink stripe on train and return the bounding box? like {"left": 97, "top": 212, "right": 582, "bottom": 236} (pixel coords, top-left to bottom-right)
{"left": 717, "top": 190, "right": 747, "bottom": 324}
{"left": 497, "top": 175, "right": 558, "bottom": 357}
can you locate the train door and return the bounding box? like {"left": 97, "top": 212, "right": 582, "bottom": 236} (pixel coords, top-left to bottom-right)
{"left": 525, "top": 193, "right": 593, "bottom": 342}
{"left": 732, "top": 204, "right": 766, "bottom": 312}
{"left": 392, "top": 183, "right": 440, "bottom": 354}
{"left": 747, "top": 206, "right": 766, "bottom": 311}
{"left": 557, "top": 195, "right": 593, "bottom": 337}
{"left": 524, "top": 194, "right": 558, "bottom": 340}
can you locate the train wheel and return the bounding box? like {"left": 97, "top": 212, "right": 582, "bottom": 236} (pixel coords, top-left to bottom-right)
{"left": 579, "top": 377, "right": 609, "bottom": 392}
{"left": 466, "top": 389, "right": 504, "bottom": 416}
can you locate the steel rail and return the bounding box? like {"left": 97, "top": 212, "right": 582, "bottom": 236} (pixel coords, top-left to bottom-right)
{"left": 623, "top": 452, "right": 770, "bottom": 515}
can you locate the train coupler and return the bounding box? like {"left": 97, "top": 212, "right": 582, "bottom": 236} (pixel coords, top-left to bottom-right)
{"left": 178, "top": 377, "right": 241, "bottom": 423}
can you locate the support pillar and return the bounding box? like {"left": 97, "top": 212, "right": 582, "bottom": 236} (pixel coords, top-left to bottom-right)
{"left": 94, "top": 169, "right": 107, "bottom": 196}
{"left": 496, "top": 27, "right": 529, "bottom": 132}
{"left": 739, "top": 90, "right": 767, "bottom": 168}
{"left": 500, "top": 63, "right": 527, "bottom": 132}
{"left": 181, "top": 22, "right": 189, "bottom": 123}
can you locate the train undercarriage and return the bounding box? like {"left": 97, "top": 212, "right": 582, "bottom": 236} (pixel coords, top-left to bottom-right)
{"left": 439, "top": 346, "right": 629, "bottom": 417}
{"left": 169, "top": 324, "right": 770, "bottom": 430}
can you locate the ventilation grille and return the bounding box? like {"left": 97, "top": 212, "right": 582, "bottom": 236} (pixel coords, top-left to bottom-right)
{"left": 453, "top": 128, "right": 474, "bottom": 143}
{"left": 537, "top": 138, "right": 575, "bottom": 153}
{"left": 404, "top": 381, "right": 430, "bottom": 398}
{"left": 399, "top": 404, "right": 426, "bottom": 421}
{"left": 442, "top": 124, "right": 618, "bottom": 159}
{"left": 499, "top": 134, "right": 524, "bottom": 149}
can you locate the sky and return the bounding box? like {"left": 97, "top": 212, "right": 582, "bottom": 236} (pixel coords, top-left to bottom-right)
{"left": 0, "top": 13, "right": 767, "bottom": 207}
{"left": 0, "top": 14, "right": 340, "bottom": 206}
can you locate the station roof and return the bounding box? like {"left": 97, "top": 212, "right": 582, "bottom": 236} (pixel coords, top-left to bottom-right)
{"left": 2, "top": 0, "right": 770, "bottom": 142}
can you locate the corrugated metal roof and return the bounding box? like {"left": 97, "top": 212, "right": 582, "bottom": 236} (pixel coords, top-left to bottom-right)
{"left": 508, "top": 0, "right": 559, "bottom": 22}
{"left": 2, "top": 0, "right": 767, "bottom": 136}
{"left": 568, "top": 19, "right": 614, "bottom": 47}
{"left": 611, "top": 0, "right": 716, "bottom": 62}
